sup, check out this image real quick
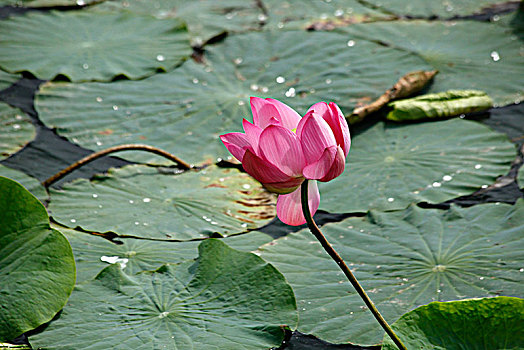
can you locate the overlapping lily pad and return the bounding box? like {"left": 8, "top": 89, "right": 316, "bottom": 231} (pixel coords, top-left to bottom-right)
{"left": 0, "top": 177, "right": 75, "bottom": 342}
{"left": 0, "top": 104, "right": 35, "bottom": 160}
{"left": 383, "top": 297, "right": 524, "bottom": 349}
{"left": 36, "top": 29, "right": 428, "bottom": 164}
{"left": 340, "top": 19, "right": 524, "bottom": 106}
{"left": 261, "top": 0, "right": 390, "bottom": 29}
{"left": 0, "top": 11, "right": 191, "bottom": 82}
{"left": 57, "top": 225, "right": 274, "bottom": 283}
{"left": 29, "top": 239, "right": 298, "bottom": 350}
{"left": 0, "top": 165, "right": 47, "bottom": 201}
{"left": 364, "top": 0, "right": 507, "bottom": 18}
{"left": 48, "top": 165, "right": 276, "bottom": 240}
{"left": 258, "top": 201, "right": 524, "bottom": 345}
{"left": 0, "top": 70, "right": 19, "bottom": 91}
{"left": 93, "top": 0, "right": 263, "bottom": 45}
{"left": 319, "top": 118, "right": 515, "bottom": 213}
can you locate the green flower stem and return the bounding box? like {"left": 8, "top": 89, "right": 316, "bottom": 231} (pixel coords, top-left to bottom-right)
{"left": 300, "top": 180, "right": 407, "bottom": 350}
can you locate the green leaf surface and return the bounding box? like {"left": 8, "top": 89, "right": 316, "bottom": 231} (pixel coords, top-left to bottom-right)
{"left": 258, "top": 201, "right": 524, "bottom": 345}
{"left": 29, "top": 239, "right": 298, "bottom": 350}
{"left": 48, "top": 165, "right": 276, "bottom": 240}
{"left": 383, "top": 297, "right": 524, "bottom": 349}
{"left": 0, "top": 177, "right": 75, "bottom": 342}
{"left": 56, "top": 224, "right": 274, "bottom": 283}
{"left": 36, "top": 30, "right": 428, "bottom": 164}
{"left": 387, "top": 90, "right": 493, "bottom": 122}
{"left": 0, "top": 0, "right": 101, "bottom": 6}
{"left": 339, "top": 19, "right": 524, "bottom": 106}
{"left": 0, "top": 103, "right": 35, "bottom": 159}
{"left": 0, "top": 70, "right": 19, "bottom": 91}
{"left": 363, "top": 0, "right": 508, "bottom": 18}
{"left": 319, "top": 118, "right": 515, "bottom": 213}
{"left": 261, "top": 0, "right": 390, "bottom": 29}
{"left": 0, "top": 165, "right": 47, "bottom": 202}
{"left": 0, "top": 11, "right": 191, "bottom": 82}
{"left": 92, "top": 0, "right": 263, "bottom": 45}
{"left": 0, "top": 344, "right": 31, "bottom": 350}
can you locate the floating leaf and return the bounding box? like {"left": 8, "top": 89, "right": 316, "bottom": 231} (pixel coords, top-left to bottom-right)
{"left": 0, "top": 0, "right": 101, "bottom": 7}
{"left": 0, "top": 70, "right": 19, "bottom": 91}
{"left": 56, "top": 224, "right": 273, "bottom": 283}
{"left": 262, "top": 0, "right": 390, "bottom": 30}
{"left": 0, "top": 11, "right": 191, "bottom": 82}
{"left": 0, "top": 165, "right": 47, "bottom": 202}
{"left": 0, "top": 343, "right": 30, "bottom": 350}
{"left": 386, "top": 90, "right": 493, "bottom": 122}
{"left": 383, "top": 297, "right": 524, "bottom": 349}
{"left": 0, "top": 103, "right": 35, "bottom": 159}
{"left": 36, "top": 30, "right": 428, "bottom": 164}
{"left": 258, "top": 201, "right": 524, "bottom": 345}
{"left": 29, "top": 239, "right": 298, "bottom": 350}
{"left": 0, "top": 177, "right": 75, "bottom": 342}
{"left": 92, "top": 0, "right": 263, "bottom": 45}
{"left": 319, "top": 118, "right": 515, "bottom": 213}
{"left": 48, "top": 165, "right": 276, "bottom": 240}
{"left": 340, "top": 20, "right": 524, "bottom": 105}
{"left": 363, "top": 0, "right": 511, "bottom": 18}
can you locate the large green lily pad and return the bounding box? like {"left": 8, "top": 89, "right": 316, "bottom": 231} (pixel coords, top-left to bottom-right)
{"left": 57, "top": 224, "right": 274, "bottom": 283}
{"left": 48, "top": 165, "right": 276, "bottom": 240}
{"left": 383, "top": 297, "right": 524, "bottom": 349}
{"left": 261, "top": 0, "right": 390, "bottom": 29}
{"left": 29, "top": 239, "right": 298, "bottom": 350}
{"left": 36, "top": 29, "right": 428, "bottom": 164}
{"left": 0, "top": 165, "right": 47, "bottom": 202}
{"left": 0, "top": 177, "right": 75, "bottom": 342}
{"left": 0, "top": 11, "right": 191, "bottom": 82}
{"left": 363, "top": 0, "right": 508, "bottom": 18}
{"left": 93, "top": 0, "right": 263, "bottom": 45}
{"left": 258, "top": 201, "right": 523, "bottom": 345}
{"left": 0, "top": 104, "right": 35, "bottom": 160}
{"left": 340, "top": 19, "right": 524, "bottom": 106}
{"left": 319, "top": 118, "right": 515, "bottom": 213}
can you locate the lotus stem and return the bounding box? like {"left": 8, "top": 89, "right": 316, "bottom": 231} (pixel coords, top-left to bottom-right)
{"left": 300, "top": 180, "right": 407, "bottom": 350}
{"left": 42, "top": 144, "right": 192, "bottom": 187}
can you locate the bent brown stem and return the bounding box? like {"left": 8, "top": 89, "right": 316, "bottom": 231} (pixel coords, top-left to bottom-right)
{"left": 42, "top": 144, "right": 192, "bottom": 187}
{"left": 300, "top": 180, "right": 407, "bottom": 350}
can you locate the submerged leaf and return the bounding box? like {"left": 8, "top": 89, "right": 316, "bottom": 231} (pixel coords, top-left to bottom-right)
{"left": 387, "top": 90, "right": 493, "bottom": 122}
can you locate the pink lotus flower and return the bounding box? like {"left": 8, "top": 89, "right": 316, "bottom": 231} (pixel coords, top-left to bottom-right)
{"left": 220, "top": 97, "right": 350, "bottom": 226}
